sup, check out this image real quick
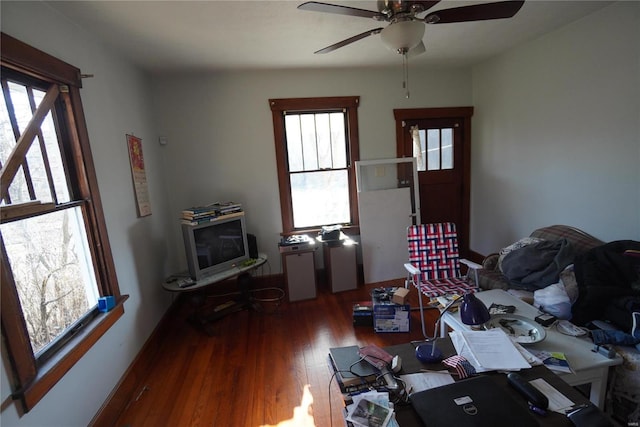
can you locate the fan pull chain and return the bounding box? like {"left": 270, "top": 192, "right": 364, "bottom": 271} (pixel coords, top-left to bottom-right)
{"left": 402, "top": 51, "right": 410, "bottom": 99}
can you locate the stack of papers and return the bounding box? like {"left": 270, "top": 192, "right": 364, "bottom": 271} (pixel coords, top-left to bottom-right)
{"left": 345, "top": 391, "right": 398, "bottom": 427}
{"left": 450, "top": 328, "right": 532, "bottom": 372}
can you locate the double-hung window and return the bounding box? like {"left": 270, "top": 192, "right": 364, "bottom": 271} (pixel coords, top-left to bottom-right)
{"left": 1, "top": 33, "right": 126, "bottom": 413}
{"left": 269, "top": 97, "right": 360, "bottom": 234}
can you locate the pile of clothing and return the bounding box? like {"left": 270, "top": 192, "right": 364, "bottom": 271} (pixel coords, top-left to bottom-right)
{"left": 498, "top": 238, "right": 640, "bottom": 340}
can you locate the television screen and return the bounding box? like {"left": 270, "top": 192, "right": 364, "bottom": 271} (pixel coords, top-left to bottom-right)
{"left": 182, "top": 214, "right": 249, "bottom": 280}
{"left": 194, "top": 218, "right": 245, "bottom": 269}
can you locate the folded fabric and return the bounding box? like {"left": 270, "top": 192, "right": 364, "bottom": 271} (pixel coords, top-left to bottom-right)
{"left": 591, "top": 329, "right": 640, "bottom": 346}
{"left": 498, "top": 237, "right": 543, "bottom": 272}
{"left": 501, "top": 238, "right": 577, "bottom": 290}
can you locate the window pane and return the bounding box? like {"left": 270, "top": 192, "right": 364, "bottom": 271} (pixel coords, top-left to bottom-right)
{"left": 329, "top": 112, "right": 347, "bottom": 168}
{"left": 1, "top": 84, "right": 31, "bottom": 203}
{"left": 10, "top": 83, "right": 49, "bottom": 198}
{"left": 299, "top": 114, "right": 319, "bottom": 171}
{"left": 285, "top": 115, "right": 303, "bottom": 172}
{"left": 315, "top": 113, "right": 332, "bottom": 169}
{"left": 290, "top": 170, "right": 350, "bottom": 228}
{"left": 1, "top": 207, "right": 100, "bottom": 355}
{"left": 412, "top": 128, "right": 426, "bottom": 172}
{"left": 0, "top": 82, "right": 70, "bottom": 205}
{"left": 441, "top": 128, "right": 453, "bottom": 170}
{"left": 33, "top": 89, "right": 70, "bottom": 203}
{"left": 427, "top": 129, "right": 440, "bottom": 171}
{"left": 285, "top": 111, "right": 348, "bottom": 173}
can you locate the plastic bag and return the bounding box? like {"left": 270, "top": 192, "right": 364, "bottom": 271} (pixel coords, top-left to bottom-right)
{"left": 534, "top": 282, "right": 572, "bottom": 320}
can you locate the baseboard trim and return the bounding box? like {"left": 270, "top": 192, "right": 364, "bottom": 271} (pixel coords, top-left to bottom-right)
{"left": 88, "top": 295, "right": 182, "bottom": 427}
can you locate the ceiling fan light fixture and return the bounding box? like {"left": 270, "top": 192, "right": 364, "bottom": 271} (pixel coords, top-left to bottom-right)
{"left": 380, "top": 20, "right": 425, "bottom": 53}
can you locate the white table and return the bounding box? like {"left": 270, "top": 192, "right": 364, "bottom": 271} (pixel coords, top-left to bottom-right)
{"left": 440, "top": 289, "right": 623, "bottom": 409}
{"left": 162, "top": 253, "right": 267, "bottom": 292}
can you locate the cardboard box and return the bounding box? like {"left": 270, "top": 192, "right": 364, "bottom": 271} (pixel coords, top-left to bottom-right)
{"left": 372, "top": 288, "right": 410, "bottom": 333}
{"left": 392, "top": 287, "right": 409, "bottom": 305}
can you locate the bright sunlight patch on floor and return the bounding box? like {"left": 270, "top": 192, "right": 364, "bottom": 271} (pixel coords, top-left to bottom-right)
{"left": 260, "top": 384, "right": 316, "bottom": 427}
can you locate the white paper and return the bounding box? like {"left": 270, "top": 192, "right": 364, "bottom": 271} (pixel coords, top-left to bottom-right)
{"left": 347, "top": 391, "right": 398, "bottom": 427}
{"left": 450, "top": 330, "right": 489, "bottom": 373}
{"left": 400, "top": 371, "right": 455, "bottom": 394}
{"left": 515, "top": 341, "right": 543, "bottom": 366}
{"left": 450, "top": 329, "right": 531, "bottom": 371}
{"left": 529, "top": 378, "right": 575, "bottom": 413}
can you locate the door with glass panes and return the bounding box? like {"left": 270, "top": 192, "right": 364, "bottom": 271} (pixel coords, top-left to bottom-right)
{"left": 395, "top": 108, "right": 472, "bottom": 254}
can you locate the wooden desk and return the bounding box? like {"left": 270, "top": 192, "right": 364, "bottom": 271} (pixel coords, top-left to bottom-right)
{"left": 440, "top": 289, "right": 623, "bottom": 408}
{"left": 383, "top": 340, "right": 594, "bottom": 427}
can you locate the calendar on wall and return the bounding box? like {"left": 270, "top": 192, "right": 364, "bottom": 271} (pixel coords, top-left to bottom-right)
{"left": 126, "top": 134, "right": 151, "bottom": 217}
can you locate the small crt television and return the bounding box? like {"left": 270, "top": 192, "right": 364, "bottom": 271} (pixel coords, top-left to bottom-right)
{"left": 182, "top": 213, "right": 250, "bottom": 280}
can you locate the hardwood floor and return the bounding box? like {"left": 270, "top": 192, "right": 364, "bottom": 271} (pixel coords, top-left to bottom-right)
{"left": 112, "top": 274, "right": 437, "bottom": 427}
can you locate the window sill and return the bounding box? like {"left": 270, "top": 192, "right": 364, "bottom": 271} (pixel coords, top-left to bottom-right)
{"left": 15, "top": 295, "right": 129, "bottom": 413}
{"left": 282, "top": 225, "right": 360, "bottom": 238}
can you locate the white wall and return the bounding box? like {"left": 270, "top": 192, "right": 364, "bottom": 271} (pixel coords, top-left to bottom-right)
{"left": 151, "top": 68, "right": 472, "bottom": 274}
{"left": 470, "top": 1, "right": 640, "bottom": 255}
{"left": 1, "top": 2, "right": 174, "bottom": 426}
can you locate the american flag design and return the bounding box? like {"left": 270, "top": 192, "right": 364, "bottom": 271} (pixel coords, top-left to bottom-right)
{"left": 443, "top": 355, "right": 477, "bottom": 379}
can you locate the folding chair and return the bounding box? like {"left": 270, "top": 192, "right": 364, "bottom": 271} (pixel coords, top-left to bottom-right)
{"left": 404, "top": 223, "right": 482, "bottom": 339}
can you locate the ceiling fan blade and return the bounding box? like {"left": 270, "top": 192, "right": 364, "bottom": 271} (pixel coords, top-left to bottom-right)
{"left": 298, "top": 1, "right": 381, "bottom": 19}
{"left": 424, "top": 1, "right": 524, "bottom": 24}
{"left": 314, "top": 28, "right": 384, "bottom": 54}
{"left": 408, "top": 41, "right": 426, "bottom": 57}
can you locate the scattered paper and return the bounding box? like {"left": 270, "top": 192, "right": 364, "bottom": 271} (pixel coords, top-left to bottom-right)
{"left": 515, "top": 341, "right": 543, "bottom": 366}
{"left": 450, "top": 329, "right": 531, "bottom": 372}
{"left": 400, "top": 371, "right": 455, "bottom": 394}
{"left": 528, "top": 350, "right": 572, "bottom": 373}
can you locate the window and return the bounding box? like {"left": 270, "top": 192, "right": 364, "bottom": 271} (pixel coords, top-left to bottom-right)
{"left": 269, "top": 97, "right": 360, "bottom": 234}
{"left": 411, "top": 126, "right": 454, "bottom": 171}
{"left": 1, "top": 33, "right": 127, "bottom": 413}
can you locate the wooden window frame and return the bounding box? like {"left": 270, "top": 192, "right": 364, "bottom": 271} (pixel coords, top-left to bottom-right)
{"left": 269, "top": 96, "right": 360, "bottom": 235}
{"left": 0, "top": 33, "right": 128, "bottom": 414}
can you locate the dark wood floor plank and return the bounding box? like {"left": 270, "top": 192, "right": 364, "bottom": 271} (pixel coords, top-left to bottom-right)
{"left": 114, "top": 280, "right": 437, "bottom": 426}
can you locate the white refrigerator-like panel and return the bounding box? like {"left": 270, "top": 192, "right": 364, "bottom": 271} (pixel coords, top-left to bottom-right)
{"left": 358, "top": 187, "right": 413, "bottom": 284}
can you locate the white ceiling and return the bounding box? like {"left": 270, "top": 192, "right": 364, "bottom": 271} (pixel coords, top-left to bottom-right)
{"left": 45, "top": 1, "right": 613, "bottom": 73}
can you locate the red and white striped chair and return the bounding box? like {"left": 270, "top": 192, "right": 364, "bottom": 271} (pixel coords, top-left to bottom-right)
{"left": 405, "top": 223, "right": 481, "bottom": 338}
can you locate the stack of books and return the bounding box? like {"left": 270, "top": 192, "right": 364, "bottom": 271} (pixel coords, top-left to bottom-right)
{"left": 181, "top": 201, "right": 243, "bottom": 225}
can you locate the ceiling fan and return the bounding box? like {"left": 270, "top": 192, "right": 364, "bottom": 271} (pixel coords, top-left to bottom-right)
{"left": 298, "top": 1, "right": 525, "bottom": 56}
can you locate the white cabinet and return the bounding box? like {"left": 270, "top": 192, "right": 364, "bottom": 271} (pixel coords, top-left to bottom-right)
{"left": 324, "top": 243, "right": 357, "bottom": 293}
{"left": 282, "top": 248, "right": 317, "bottom": 302}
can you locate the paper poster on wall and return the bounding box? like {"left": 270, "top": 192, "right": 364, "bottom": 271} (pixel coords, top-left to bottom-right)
{"left": 126, "top": 134, "right": 152, "bottom": 217}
